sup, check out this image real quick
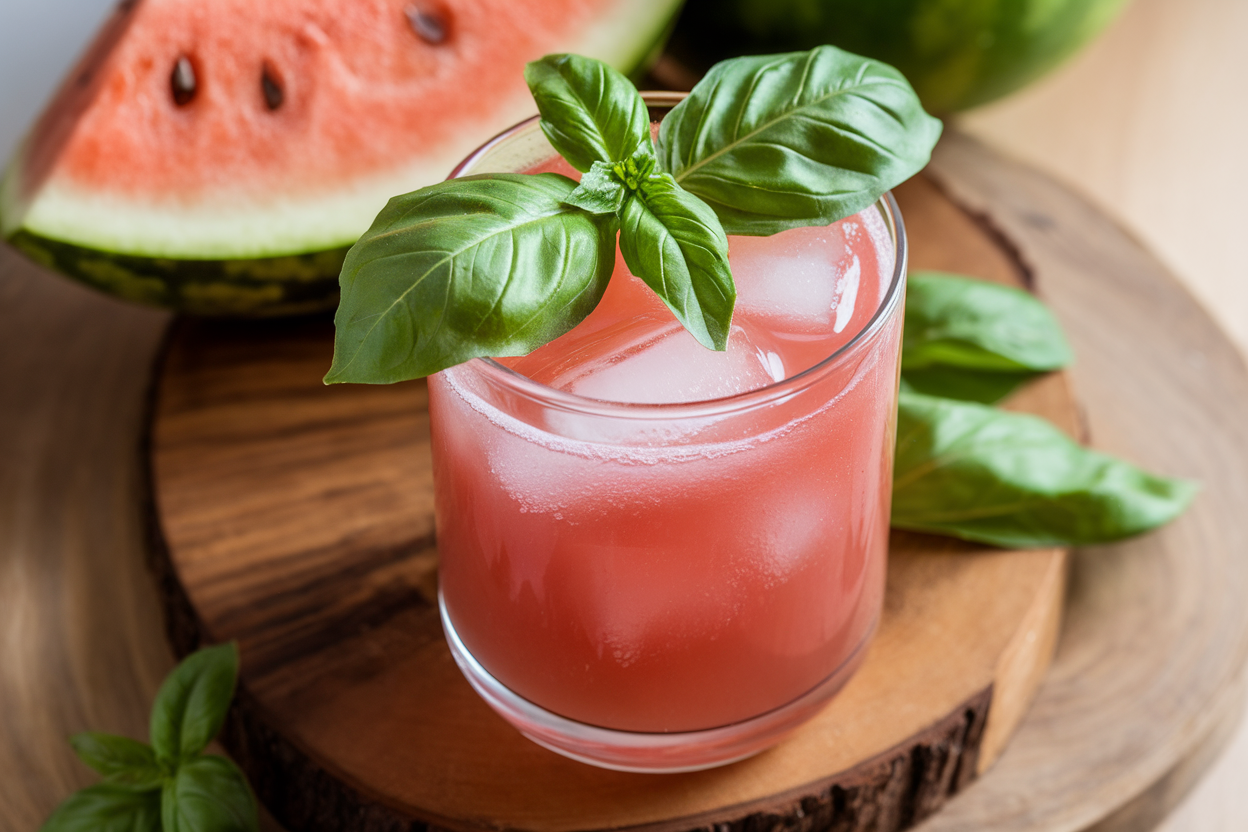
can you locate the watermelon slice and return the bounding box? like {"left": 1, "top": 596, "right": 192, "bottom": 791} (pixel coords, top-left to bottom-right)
{"left": 0, "top": 0, "right": 682, "bottom": 315}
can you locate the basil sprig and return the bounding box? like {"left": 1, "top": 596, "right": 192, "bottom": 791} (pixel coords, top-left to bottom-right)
{"left": 327, "top": 46, "right": 940, "bottom": 380}
{"left": 41, "top": 643, "right": 258, "bottom": 832}
{"left": 902, "top": 271, "right": 1074, "bottom": 403}
{"left": 656, "top": 47, "right": 943, "bottom": 236}
{"left": 892, "top": 390, "right": 1197, "bottom": 548}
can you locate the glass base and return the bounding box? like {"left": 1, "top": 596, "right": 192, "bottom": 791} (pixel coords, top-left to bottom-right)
{"left": 439, "top": 592, "right": 875, "bottom": 773}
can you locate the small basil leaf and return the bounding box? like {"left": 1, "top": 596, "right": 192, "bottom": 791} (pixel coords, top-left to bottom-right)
{"left": 149, "top": 642, "right": 238, "bottom": 766}
{"left": 70, "top": 733, "right": 163, "bottom": 789}
{"left": 618, "top": 174, "right": 735, "bottom": 350}
{"left": 161, "top": 756, "right": 259, "bottom": 832}
{"left": 326, "top": 173, "right": 617, "bottom": 383}
{"left": 891, "top": 391, "right": 1198, "bottom": 548}
{"left": 904, "top": 272, "right": 1073, "bottom": 372}
{"left": 563, "top": 161, "right": 627, "bottom": 216}
{"left": 900, "top": 366, "right": 1041, "bottom": 405}
{"left": 524, "top": 53, "right": 651, "bottom": 172}
{"left": 40, "top": 784, "right": 161, "bottom": 832}
{"left": 657, "top": 46, "right": 942, "bottom": 235}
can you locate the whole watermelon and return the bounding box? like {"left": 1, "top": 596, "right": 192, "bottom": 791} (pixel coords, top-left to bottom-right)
{"left": 675, "top": 0, "right": 1131, "bottom": 113}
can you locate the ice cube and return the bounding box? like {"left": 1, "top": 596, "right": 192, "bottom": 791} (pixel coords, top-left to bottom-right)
{"left": 728, "top": 221, "right": 855, "bottom": 334}
{"left": 539, "top": 317, "right": 786, "bottom": 405}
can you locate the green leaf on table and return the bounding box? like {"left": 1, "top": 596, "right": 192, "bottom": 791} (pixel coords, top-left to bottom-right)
{"left": 900, "top": 365, "right": 1041, "bottom": 405}
{"left": 563, "top": 160, "right": 628, "bottom": 215}
{"left": 525, "top": 53, "right": 652, "bottom": 173}
{"left": 161, "top": 756, "right": 258, "bottom": 832}
{"left": 40, "top": 784, "right": 161, "bottom": 832}
{"left": 325, "top": 173, "right": 618, "bottom": 383}
{"left": 149, "top": 642, "right": 238, "bottom": 767}
{"left": 891, "top": 390, "right": 1198, "bottom": 548}
{"left": 903, "top": 271, "right": 1072, "bottom": 371}
{"left": 618, "top": 172, "right": 736, "bottom": 350}
{"left": 901, "top": 272, "right": 1073, "bottom": 402}
{"left": 656, "top": 46, "right": 943, "bottom": 235}
{"left": 70, "top": 733, "right": 163, "bottom": 789}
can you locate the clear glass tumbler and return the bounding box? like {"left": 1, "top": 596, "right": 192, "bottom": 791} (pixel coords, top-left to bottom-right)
{"left": 428, "top": 93, "right": 907, "bottom": 772}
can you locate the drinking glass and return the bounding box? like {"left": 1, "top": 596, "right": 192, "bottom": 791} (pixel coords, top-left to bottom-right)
{"left": 428, "top": 93, "right": 907, "bottom": 772}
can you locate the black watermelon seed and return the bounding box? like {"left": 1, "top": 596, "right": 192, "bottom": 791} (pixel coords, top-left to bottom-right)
{"left": 261, "top": 67, "right": 284, "bottom": 111}
{"left": 405, "top": 6, "right": 448, "bottom": 44}
{"left": 171, "top": 57, "right": 196, "bottom": 106}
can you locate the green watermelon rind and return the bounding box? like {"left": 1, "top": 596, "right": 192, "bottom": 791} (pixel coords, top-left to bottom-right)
{"left": 0, "top": 0, "right": 683, "bottom": 316}
{"left": 7, "top": 228, "right": 349, "bottom": 316}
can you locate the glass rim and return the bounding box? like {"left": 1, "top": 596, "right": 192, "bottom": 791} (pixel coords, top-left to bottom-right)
{"left": 444, "top": 92, "right": 909, "bottom": 421}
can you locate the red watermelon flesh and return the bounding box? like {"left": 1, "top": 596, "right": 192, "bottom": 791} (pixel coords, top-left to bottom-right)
{"left": 0, "top": 0, "right": 680, "bottom": 313}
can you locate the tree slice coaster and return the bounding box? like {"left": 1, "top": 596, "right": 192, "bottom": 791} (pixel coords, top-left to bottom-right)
{"left": 147, "top": 172, "right": 1075, "bottom": 832}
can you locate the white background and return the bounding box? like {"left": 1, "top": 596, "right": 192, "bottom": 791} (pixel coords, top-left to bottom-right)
{"left": 0, "top": 0, "right": 115, "bottom": 162}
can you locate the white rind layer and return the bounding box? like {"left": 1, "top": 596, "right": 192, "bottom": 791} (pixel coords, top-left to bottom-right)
{"left": 8, "top": 0, "right": 681, "bottom": 260}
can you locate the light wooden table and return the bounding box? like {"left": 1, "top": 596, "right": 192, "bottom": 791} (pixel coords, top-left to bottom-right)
{"left": 959, "top": 0, "right": 1248, "bottom": 828}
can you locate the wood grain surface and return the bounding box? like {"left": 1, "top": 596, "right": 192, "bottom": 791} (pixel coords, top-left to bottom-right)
{"left": 146, "top": 173, "right": 1070, "bottom": 832}
{"left": 2, "top": 131, "right": 1247, "bottom": 832}
{"left": 912, "top": 133, "right": 1248, "bottom": 832}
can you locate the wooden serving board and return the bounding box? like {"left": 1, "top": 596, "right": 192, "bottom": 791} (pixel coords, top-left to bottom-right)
{"left": 147, "top": 172, "right": 1075, "bottom": 832}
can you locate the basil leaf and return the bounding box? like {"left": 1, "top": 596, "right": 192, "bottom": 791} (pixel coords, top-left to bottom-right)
{"left": 900, "top": 365, "right": 1040, "bottom": 405}
{"left": 563, "top": 160, "right": 627, "bottom": 216}
{"left": 326, "top": 174, "right": 617, "bottom": 383}
{"left": 161, "top": 756, "right": 258, "bottom": 832}
{"left": 618, "top": 173, "right": 736, "bottom": 350}
{"left": 656, "top": 46, "right": 943, "bottom": 235}
{"left": 525, "top": 53, "right": 651, "bottom": 173}
{"left": 70, "top": 733, "right": 163, "bottom": 789}
{"left": 149, "top": 642, "right": 238, "bottom": 766}
{"left": 904, "top": 272, "right": 1073, "bottom": 372}
{"left": 892, "top": 391, "right": 1198, "bottom": 548}
{"left": 41, "top": 784, "right": 160, "bottom": 832}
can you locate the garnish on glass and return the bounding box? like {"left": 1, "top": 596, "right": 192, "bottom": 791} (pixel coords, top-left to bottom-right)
{"left": 324, "top": 47, "right": 1194, "bottom": 547}
{"left": 324, "top": 47, "right": 941, "bottom": 380}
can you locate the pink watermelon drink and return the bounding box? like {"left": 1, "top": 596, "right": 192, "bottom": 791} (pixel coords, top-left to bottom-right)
{"left": 427, "top": 97, "right": 907, "bottom": 771}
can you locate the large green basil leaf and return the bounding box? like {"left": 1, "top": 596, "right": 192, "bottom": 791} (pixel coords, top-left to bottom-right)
{"left": 618, "top": 173, "right": 736, "bottom": 350}
{"left": 892, "top": 391, "right": 1198, "bottom": 548}
{"left": 326, "top": 174, "right": 617, "bottom": 383}
{"left": 161, "top": 756, "right": 258, "bottom": 832}
{"left": 525, "top": 54, "right": 651, "bottom": 173}
{"left": 904, "top": 272, "right": 1073, "bottom": 371}
{"left": 149, "top": 643, "right": 238, "bottom": 766}
{"left": 70, "top": 733, "right": 163, "bottom": 789}
{"left": 656, "top": 46, "right": 942, "bottom": 235}
{"left": 40, "top": 784, "right": 160, "bottom": 832}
